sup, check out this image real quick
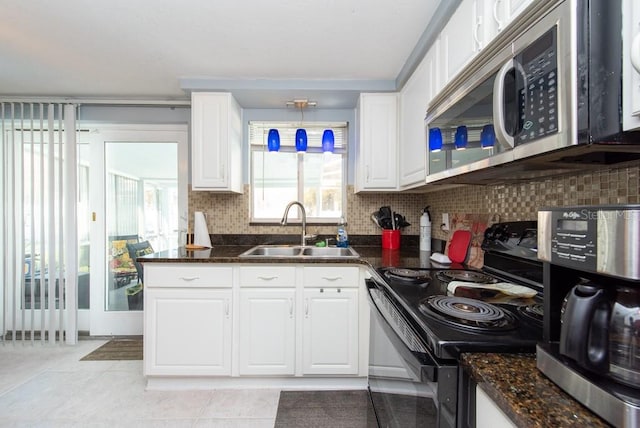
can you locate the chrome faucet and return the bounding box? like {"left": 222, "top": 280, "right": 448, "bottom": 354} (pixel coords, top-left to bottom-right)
{"left": 281, "top": 201, "right": 315, "bottom": 246}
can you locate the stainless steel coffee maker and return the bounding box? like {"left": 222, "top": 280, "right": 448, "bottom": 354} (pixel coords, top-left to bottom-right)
{"left": 536, "top": 205, "right": 640, "bottom": 428}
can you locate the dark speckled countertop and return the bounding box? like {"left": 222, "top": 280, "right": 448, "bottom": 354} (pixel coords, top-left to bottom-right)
{"left": 138, "top": 244, "right": 450, "bottom": 270}
{"left": 461, "top": 353, "right": 610, "bottom": 427}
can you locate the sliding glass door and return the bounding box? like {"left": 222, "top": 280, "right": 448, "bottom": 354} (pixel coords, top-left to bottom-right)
{"left": 82, "top": 125, "right": 187, "bottom": 336}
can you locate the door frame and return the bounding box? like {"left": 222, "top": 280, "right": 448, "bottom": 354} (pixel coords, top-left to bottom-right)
{"left": 84, "top": 124, "right": 188, "bottom": 336}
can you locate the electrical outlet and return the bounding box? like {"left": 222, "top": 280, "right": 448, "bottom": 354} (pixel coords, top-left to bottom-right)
{"left": 442, "top": 213, "right": 450, "bottom": 231}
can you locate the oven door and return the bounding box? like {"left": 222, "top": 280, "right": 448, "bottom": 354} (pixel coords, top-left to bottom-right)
{"left": 366, "top": 278, "right": 458, "bottom": 428}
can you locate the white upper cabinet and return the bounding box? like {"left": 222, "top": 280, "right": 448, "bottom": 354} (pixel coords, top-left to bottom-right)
{"left": 440, "top": 0, "right": 480, "bottom": 84}
{"left": 355, "top": 93, "right": 399, "bottom": 192}
{"left": 399, "top": 44, "right": 438, "bottom": 189}
{"left": 440, "top": 0, "right": 535, "bottom": 84}
{"left": 491, "top": 0, "right": 533, "bottom": 34}
{"left": 623, "top": 0, "right": 640, "bottom": 130}
{"left": 191, "top": 92, "right": 243, "bottom": 193}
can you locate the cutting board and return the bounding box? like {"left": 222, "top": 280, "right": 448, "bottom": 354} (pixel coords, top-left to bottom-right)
{"left": 448, "top": 230, "right": 472, "bottom": 263}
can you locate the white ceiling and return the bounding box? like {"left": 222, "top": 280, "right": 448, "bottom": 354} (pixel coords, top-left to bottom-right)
{"left": 0, "top": 0, "right": 443, "bottom": 108}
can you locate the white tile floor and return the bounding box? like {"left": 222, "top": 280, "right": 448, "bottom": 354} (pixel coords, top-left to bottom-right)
{"left": 0, "top": 339, "right": 279, "bottom": 427}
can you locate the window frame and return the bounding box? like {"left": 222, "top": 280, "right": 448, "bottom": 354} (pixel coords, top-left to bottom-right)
{"left": 249, "top": 121, "right": 348, "bottom": 224}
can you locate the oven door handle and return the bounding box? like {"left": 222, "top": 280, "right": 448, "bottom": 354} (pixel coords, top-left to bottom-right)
{"left": 366, "top": 279, "right": 454, "bottom": 383}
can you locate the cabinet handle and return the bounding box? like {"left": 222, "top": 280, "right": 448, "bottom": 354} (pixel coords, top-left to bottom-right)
{"left": 474, "top": 15, "right": 483, "bottom": 50}
{"left": 366, "top": 165, "right": 370, "bottom": 181}
{"left": 338, "top": 288, "right": 341, "bottom": 293}
{"left": 493, "top": 0, "right": 503, "bottom": 32}
{"left": 258, "top": 276, "right": 278, "bottom": 281}
{"left": 305, "top": 298, "right": 309, "bottom": 318}
{"left": 179, "top": 276, "right": 200, "bottom": 281}
{"left": 322, "top": 276, "right": 342, "bottom": 282}
{"left": 225, "top": 299, "right": 230, "bottom": 317}
{"left": 632, "top": 33, "right": 640, "bottom": 74}
{"left": 289, "top": 298, "right": 294, "bottom": 318}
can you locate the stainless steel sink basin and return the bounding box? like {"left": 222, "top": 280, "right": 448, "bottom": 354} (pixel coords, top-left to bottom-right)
{"left": 300, "top": 247, "right": 359, "bottom": 257}
{"left": 239, "top": 245, "right": 359, "bottom": 259}
{"left": 241, "top": 246, "right": 302, "bottom": 257}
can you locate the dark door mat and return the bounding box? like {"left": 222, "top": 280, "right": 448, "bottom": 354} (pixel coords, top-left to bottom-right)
{"left": 274, "top": 390, "right": 378, "bottom": 428}
{"left": 80, "top": 338, "right": 143, "bottom": 361}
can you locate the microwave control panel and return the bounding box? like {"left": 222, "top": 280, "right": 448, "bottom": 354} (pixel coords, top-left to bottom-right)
{"left": 516, "top": 27, "right": 558, "bottom": 146}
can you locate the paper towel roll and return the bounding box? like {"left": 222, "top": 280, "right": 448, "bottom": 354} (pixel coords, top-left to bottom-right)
{"left": 193, "top": 211, "right": 212, "bottom": 248}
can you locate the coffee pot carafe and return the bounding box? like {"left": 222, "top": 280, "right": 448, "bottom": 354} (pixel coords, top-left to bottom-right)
{"left": 560, "top": 283, "right": 640, "bottom": 388}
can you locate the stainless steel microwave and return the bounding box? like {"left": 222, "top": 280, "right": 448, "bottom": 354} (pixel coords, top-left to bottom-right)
{"left": 425, "top": 0, "right": 640, "bottom": 186}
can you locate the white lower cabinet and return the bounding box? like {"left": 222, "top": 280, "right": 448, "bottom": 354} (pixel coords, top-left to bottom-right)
{"left": 145, "top": 263, "right": 364, "bottom": 384}
{"left": 145, "top": 288, "right": 232, "bottom": 376}
{"left": 238, "top": 288, "right": 296, "bottom": 375}
{"left": 303, "top": 287, "right": 359, "bottom": 375}
{"left": 475, "top": 385, "right": 516, "bottom": 428}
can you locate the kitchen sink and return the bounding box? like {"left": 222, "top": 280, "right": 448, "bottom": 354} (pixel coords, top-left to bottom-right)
{"left": 300, "top": 247, "right": 358, "bottom": 257}
{"left": 239, "top": 245, "right": 359, "bottom": 259}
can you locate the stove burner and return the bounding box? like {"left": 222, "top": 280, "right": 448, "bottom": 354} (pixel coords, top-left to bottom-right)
{"left": 436, "top": 270, "right": 496, "bottom": 284}
{"left": 420, "top": 296, "right": 517, "bottom": 331}
{"left": 385, "top": 268, "right": 431, "bottom": 283}
{"left": 429, "top": 296, "right": 505, "bottom": 321}
{"left": 517, "top": 303, "right": 544, "bottom": 324}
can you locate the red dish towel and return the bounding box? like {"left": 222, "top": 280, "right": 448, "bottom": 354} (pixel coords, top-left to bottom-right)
{"left": 448, "top": 230, "right": 472, "bottom": 263}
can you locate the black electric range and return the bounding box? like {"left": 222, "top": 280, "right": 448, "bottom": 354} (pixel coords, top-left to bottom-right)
{"left": 374, "top": 221, "right": 544, "bottom": 360}
{"left": 366, "top": 221, "right": 544, "bottom": 428}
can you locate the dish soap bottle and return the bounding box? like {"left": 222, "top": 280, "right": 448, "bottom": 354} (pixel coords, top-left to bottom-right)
{"left": 336, "top": 217, "right": 349, "bottom": 248}
{"left": 420, "top": 206, "right": 431, "bottom": 251}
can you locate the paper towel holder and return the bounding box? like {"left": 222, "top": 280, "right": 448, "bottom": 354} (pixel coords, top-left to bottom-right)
{"left": 185, "top": 225, "right": 208, "bottom": 250}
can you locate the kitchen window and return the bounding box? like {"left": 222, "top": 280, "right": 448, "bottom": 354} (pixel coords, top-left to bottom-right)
{"left": 249, "top": 121, "right": 347, "bottom": 223}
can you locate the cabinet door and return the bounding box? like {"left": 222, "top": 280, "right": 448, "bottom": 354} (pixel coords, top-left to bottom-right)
{"left": 356, "top": 93, "right": 398, "bottom": 191}
{"left": 475, "top": 0, "right": 500, "bottom": 49}
{"left": 302, "top": 288, "right": 358, "bottom": 375}
{"left": 238, "top": 289, "right": 296, "bottom": 375}
{"left": 623, "top": 0, "right": 640, "bottom": 130}
{"left": 476, "top": 386, "right": 517, "bottom": 428}
{"left": 491, "top": 0, "right": 533, "bottom": 34}
{"left": 399, "top": 50, "right": 432, "bottom": 188}
{"left": 144, "top": 288, "right": 232, "bottom": 376}
{"left": 441, "top": 0, "right": 479, "bottom": 84}
{"left": 191, "top": 92, "right": 243, "bottom": 192}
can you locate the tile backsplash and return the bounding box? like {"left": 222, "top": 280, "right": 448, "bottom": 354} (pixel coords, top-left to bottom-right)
{"left": 189, "top": 162, "right": 640, "bottom": 242}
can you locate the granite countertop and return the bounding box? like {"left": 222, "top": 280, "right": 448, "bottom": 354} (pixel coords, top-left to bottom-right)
{"left": 461, "top": 353, "right": 610, "bottom": 427}
{"left": 137, "top": 233, "right": 453, "bottom": 269}
{"left": 138, "top": 244, "right": 450, "bottom": 270}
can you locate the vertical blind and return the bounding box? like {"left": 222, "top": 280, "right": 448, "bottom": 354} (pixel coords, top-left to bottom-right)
{"left": 1, "top": 102, "right": 78, "bottom": 345}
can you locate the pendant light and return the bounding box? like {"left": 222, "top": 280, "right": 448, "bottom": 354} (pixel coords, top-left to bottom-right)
{"left": 322, "top": 129, "right": 335, "bottom": 153}
{"left": 295, "top": 128, "right": 308, "bottom": 152}
{"left": 292, "top": 100, "right": 309, "bottom": 152}
{"left": 481, "top": 124, "right": 495, "bottom": 149}
{"left": 454, "top": 126, "right": 468, "bottom": 150}
{"left": 267, "top": 128, "right": 280, "bottom": 151}
{"left": 429, "top": 128, "right": 443, "bottom": 152}
{"left": 283, "top": 99, "right": 334, "bottom": 153}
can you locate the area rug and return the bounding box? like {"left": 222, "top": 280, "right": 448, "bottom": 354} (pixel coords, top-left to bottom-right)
{"left": 80, "top": 337, "right": 143, "bottom": 361}
{"left": 274, "top": 390, "right": 378, "bottom": 428}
